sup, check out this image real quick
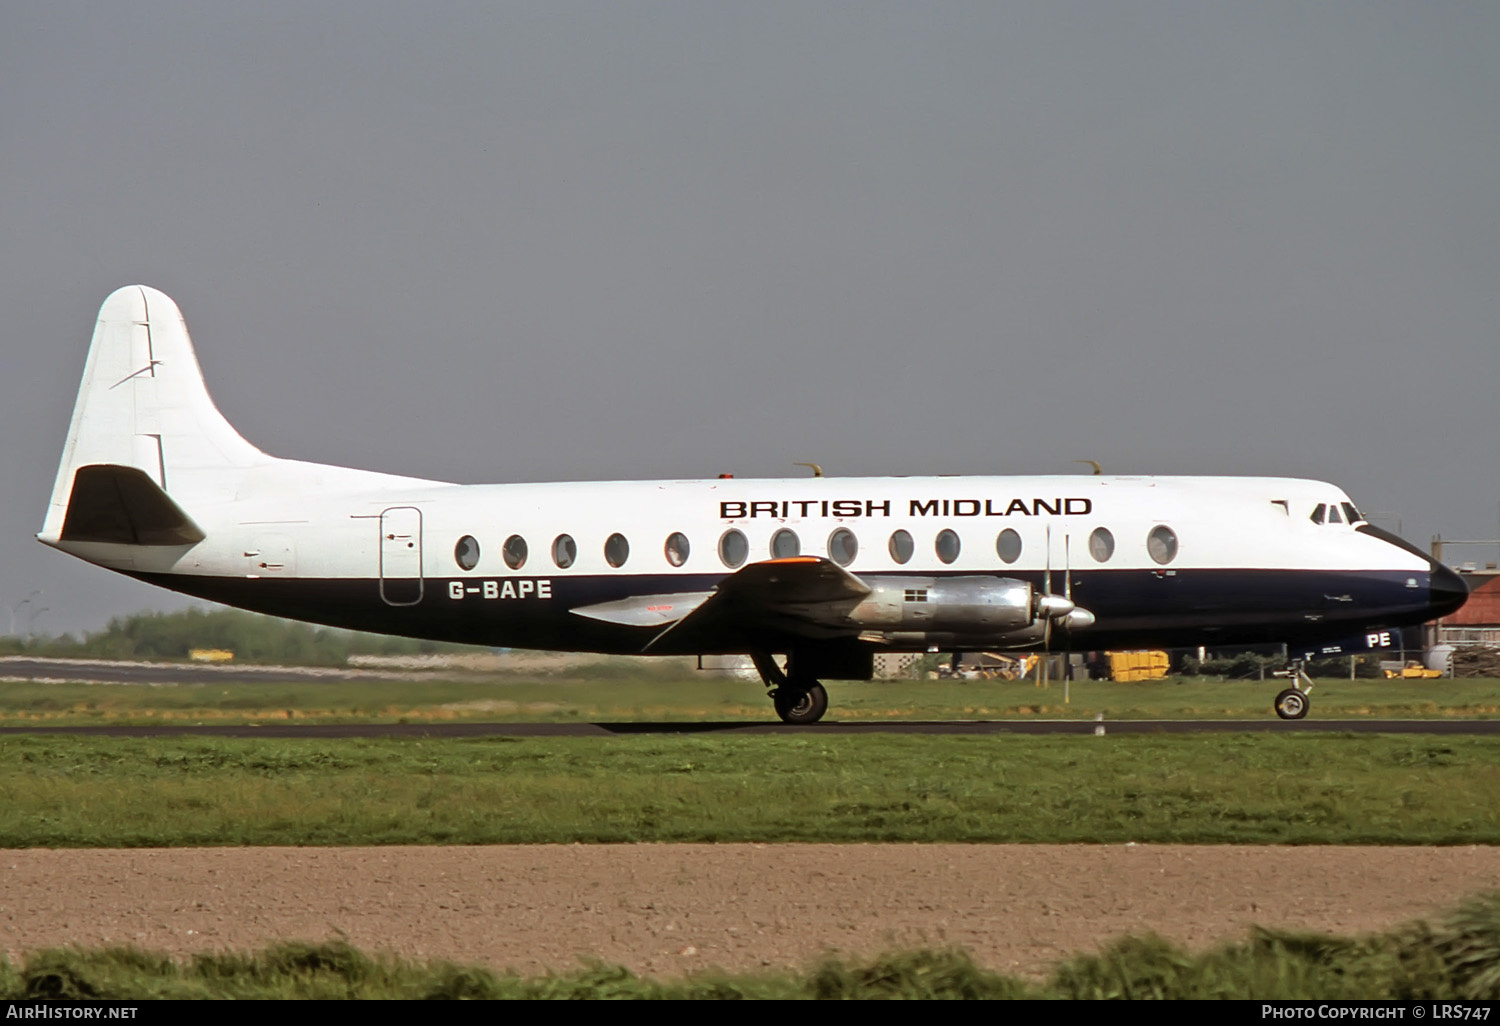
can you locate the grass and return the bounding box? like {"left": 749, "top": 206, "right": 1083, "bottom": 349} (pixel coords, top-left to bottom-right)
{"left": 2, "top": 674, "right": 1499, "bottom": 725}
{"left": 1, "top": 732, "right": 1498, "bottom": 846}
{"left": 8, "top": 890, "right": 1500, "bottom": 998}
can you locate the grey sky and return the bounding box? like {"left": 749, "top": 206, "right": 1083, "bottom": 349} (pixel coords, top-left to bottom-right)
{"left": 2, "top": 2, "right": 1497, "bottom": 635}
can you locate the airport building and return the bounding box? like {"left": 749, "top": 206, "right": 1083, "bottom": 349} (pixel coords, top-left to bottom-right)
{"left": 1429, "top": 538, "right": 1500, "bottom": 673}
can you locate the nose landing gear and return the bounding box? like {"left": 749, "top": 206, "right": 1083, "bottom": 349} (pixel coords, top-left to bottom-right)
{"left": 1272, "top": 662, "right": 1314, "bottom": 720}
{"left": 1274, "top": 687, "right": 1310, "bottom": 720}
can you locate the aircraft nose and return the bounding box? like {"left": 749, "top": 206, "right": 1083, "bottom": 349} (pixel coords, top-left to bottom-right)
{"left": 1429, "top": 561, "right": 1470, "bottom": 619}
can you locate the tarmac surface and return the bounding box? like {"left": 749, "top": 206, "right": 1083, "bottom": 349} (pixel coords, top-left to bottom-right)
{"left": 4, "top": 655, "right": 1496, "bottom": 735}
{"left": 1, "top": 718, "right": 1497, "bottom": 737}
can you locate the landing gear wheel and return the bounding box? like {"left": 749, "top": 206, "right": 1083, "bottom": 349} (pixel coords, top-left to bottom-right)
{"left": 1274, "top": 688, "right": 1310, "bottom": 720}
{"left": 773, "top": 682, "right": 828, "bottom": 725}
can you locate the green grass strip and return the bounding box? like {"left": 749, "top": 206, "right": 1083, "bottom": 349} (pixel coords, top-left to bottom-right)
{"left": 9, "top": 890, "right": 1500, "bottom": 999}
{"left": 4, "top": 675, "right": 1500, "bottom": 725}
{"left": 2, "top": 733, "right": 1498, "bottom": 846}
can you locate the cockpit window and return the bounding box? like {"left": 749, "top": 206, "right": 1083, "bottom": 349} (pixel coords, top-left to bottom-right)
{"left": 1310, "top": 504, "right": 1326, "bottom": 525}
{"left": 1327, "top": 505, "right": 1343, "bottom": 525}
{"left": 1341, "top": 502, "right": 1362, "bottom": 525}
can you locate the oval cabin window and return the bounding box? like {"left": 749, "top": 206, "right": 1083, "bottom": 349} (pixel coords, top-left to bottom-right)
{"left": 771, "top": 529, "right": 800, "bottom": 559}
{"left": 828, "top": 528, "right": 858, "bottom": 566}
{"left": 502, "top": 535, "right": 527, "bottom": 570}
{"left": 936, "top": 529, "right": 961, "bottom": 565}
{"left": 604, "top": 533, "right": 630, "bottom": 568}
{"left": 454, "top": 535, "right": 480, "bottom": 571}
{"left": 552, "top": 534, "right": 577, "bottom": 569}
{"left": 1088, "top": 527, "right": 1115, "bottom": 563}
{"left": 664, "top": 532, "right": 690, "bottom": 567}
{"left": 1147, "top": 525, "right": 1178, "bottom": 565}
{"left": 888, "top": 530, "right": 914, "bottom": 565}
{"left": 719, "top": 529, "right": 748, "bottom": 569}
{"left": 995, "top": 529, "right": 1022, "bottom": 564}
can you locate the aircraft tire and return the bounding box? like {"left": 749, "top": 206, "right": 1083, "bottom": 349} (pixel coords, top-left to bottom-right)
{"left": 1274, "top": 688, "right": 1310, "bottom": 720}
{"left": 773, "top": 682, "right": 828, "bottom": 725}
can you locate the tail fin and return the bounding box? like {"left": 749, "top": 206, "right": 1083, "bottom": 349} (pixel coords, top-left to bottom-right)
{"left": 38, "top": 286, "right": 268, "bottom": 545}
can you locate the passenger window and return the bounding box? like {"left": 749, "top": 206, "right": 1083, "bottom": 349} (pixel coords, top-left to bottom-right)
{"left": 454, "top": 536, "right": 480, "bottom": 571}
{"left": 1089, "top": 527, "right": 1115, "bottom": 562}
{"left": 719, "top": 529, "right": 748, "bottom": 569}
{"left": 936, "top": 529, "right": 961, "bottom": 565}
{"left": 604, "top": 533, "right": 630, "bottom": 568}
{"left": 552, "top": 534, "right": 577, "bottom": 569}
{"left": 502, "top": 535, "right": 527, "bottom": 570}
{"left": 1310, "top": 504, "right": 1326, "bottom": 525}
{"left": 888, "top": 529, "right": 914, "bottom": 565}
{"left": 996, "top": 529, "right": 1022, "bottom": 564}
{"left": 665, "top": 532, "right": 690, "bottom": 567}
{"left": 828, "top": 527, "right": 858, "bottom": 566}
{"left": 771, "top": 529, "right": 800, "bottom": 559}
{"left": 1147, "top": 525, "right": 1178, "bottom": 565}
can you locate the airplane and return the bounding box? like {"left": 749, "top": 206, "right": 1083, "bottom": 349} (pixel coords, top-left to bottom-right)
{"left": 38, "top": 286, "right": 1469, "bottom": 723}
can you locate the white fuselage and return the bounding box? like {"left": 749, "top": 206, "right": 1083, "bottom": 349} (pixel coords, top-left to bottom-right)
{"left": 39, "top": 286, "right": 1467, "bottom": 667}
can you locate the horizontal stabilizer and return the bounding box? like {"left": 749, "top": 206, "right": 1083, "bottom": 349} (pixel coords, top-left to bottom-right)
{"left": 570, "top": 592, "right": 714, "bottom": 627}
{"left": 59, "top": 464, "right": 206, "bottom": 546}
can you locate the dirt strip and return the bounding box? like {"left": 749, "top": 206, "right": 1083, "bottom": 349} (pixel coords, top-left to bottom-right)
{"left": 3, "top": 845, "right": 1499, "bottom": 979}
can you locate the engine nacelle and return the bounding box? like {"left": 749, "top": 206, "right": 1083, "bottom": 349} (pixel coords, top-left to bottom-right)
{"left": 847, "top": 576, "right": 1035, "bottom": 633}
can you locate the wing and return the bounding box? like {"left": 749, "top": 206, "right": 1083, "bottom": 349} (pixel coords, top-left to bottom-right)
{"left": 648, "top": 557, "right": 871, "bottom": 652}
{"left": 568, "top": 557, "right": 872, "bottom": 651}
{"left": 570, "top": 556, "right": 872, "bottom": 652}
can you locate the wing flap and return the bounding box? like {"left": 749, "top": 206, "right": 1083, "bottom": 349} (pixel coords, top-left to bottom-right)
{"left": 570, "top": 592, "right": 714, "bottom": 627}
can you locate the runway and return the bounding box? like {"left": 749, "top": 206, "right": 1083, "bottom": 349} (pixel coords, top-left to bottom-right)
{"left": 4, "top": 656, "right": 1495, "bottom": 736}
{"left": 2, "top": 717, "right": 1498, "bottom": 737}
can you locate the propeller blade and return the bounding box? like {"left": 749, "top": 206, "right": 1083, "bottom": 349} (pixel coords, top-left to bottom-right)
{"left": 1042, "top": 525, "right": 1052, "bottom": 653}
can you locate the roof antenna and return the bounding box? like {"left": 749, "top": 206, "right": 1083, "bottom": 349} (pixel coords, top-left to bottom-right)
{"left": 793, "top": 462, "right": 824, "bottom": 478}
{"left": 1074, "top": 459, "right": 1102, "bottom": 475}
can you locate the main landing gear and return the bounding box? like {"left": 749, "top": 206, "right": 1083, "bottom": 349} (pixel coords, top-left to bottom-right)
{"left": 751, "top": 651, "right": 829, "bottom": 725}
{"left": 1272, "top": 663, "right": 1314, "bottom": 720}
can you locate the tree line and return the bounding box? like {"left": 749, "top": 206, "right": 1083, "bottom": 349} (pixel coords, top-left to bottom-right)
{"left": 0, "top": 607, "right": 479, "bottom": 666}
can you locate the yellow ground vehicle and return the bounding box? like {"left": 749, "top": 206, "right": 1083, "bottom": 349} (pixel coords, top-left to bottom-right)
{"left": 1107, "top": 650, "right": 1170, "bottom": 682}
{"left": 1384, "top": 662, "right": 1443, "bottom": 679}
